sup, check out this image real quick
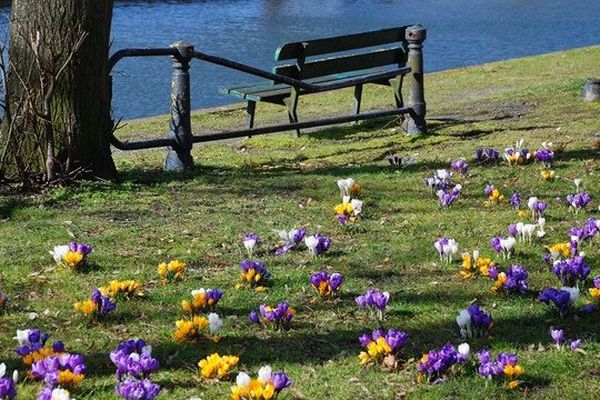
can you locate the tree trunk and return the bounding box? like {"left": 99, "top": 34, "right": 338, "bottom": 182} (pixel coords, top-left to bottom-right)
{"left": 0, "top": 0, "right": 117, "bottom": 181}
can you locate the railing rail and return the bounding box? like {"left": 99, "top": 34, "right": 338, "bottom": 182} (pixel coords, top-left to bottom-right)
{"left": 108, "top": 25, "right": 426, "bottom": 172}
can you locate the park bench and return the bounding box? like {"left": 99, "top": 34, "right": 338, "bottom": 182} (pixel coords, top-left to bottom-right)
{"left": 220, "top": 26, "right": 426, "bottom": 136}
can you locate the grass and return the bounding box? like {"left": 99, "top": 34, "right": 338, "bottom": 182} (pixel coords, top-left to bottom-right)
{"left": 1, "top": 45, "right": 600, "bottom": 399}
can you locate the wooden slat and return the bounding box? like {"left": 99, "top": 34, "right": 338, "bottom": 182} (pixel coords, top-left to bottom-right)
{"left": 275, "top": 26, "right": 408, "bottom": 60}
{"left": 274, "top": 47, "right": 406, "bottom": 80}
{"left": 220, "top": 68, "right": 396, "bottom": 102}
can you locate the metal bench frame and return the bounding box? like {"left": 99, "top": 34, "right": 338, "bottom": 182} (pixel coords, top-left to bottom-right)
{"left": 108, "top": 25, "right": 426, "bottom": 173}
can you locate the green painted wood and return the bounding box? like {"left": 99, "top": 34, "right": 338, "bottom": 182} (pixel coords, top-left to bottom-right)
{"left": 273, "top": 47, "right": 407, "bottom": 80}
{"left": 275, "top": 26, "right": 408, "bottom": 60}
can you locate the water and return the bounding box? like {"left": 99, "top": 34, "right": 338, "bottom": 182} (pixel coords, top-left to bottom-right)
{"left": 3, "top": 0, "right": 600, "bottom": 119}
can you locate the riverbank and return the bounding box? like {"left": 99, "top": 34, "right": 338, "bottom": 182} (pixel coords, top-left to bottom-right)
{"left": 1, "top": 45, "right": 599, "bottom": 400}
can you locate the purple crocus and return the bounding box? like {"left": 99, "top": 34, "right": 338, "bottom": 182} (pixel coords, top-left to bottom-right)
{"left": 437, "top": 185, "right": 462, "bottom": 208}
{"left": 240, "top": 260, "right": 271, "bottom": 279}
{"left": 91, "top": 289, "right": 117, "bottom": 318}
{"left": 31, "top": 353, "right": 86, "bottom": 386}
{"left": 508, "top": 224, "right": 518, "bottom": 237}
{"left": 110, "top": 339, "right": 159, "bottom": 381}
{"left": 566, "top": 192, "right": 591, "bottom": 212}
{"left": 478, "top": 351, "right": 519, "bottom": 379}
{"left": 355, "top": 289, "right": 390, "bottom": 311}
{"left": 510, "top": 192, "right": 521, "bottom": 209}
{"left": 504, "top": 264, "right": 529, "bottom": 294}
{"left": 68, "top": 241, "right": 93, "bottom": 256}
{"left": 533, "top": 200, "right": 547, "bottom": 218}
{"left": 475, "top": 147, "right": 500, "bottom": 164}
{"left": 417, "top": 343, "right": 463, "bottom": 383}
{"left": 270, "top": 371, "right": 293, "bottom": 392}
{"left": 304, "top": 233, "right": 332, "bottom": 256}
{"left": 450, "top": 159, "right": 469, "bottom": 175}
{"left": 116, "top": 379, "right": 161, "bottom": 400}
{"left": 274, "top": 228, "right": 306, "bottom": 256}
{"left": 484, "top": 184, "right": 495, "bottom": 197}
{"left": 252, "top": 302, "right": 295, "bottom": 330}
{"left": 534, "top": 147, "right": 555, "bottom": 166}
{"left": 248, "top": 311, "right": 260, "bottom": 324}
{"left": 242, "top": 233, "right": 260, "bottom": 256}
{"left": 0, "top": 372, "right": 17, "bottom": 400}
{"left": 570, "top": 339, "right": 581, "bottom": 351}
{"left": 550, "top": 328, "right": 564, "bottom": 347}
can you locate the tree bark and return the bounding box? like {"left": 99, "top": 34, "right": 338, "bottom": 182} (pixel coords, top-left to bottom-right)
{"left": 1, "top": 0, "right": 117, "bottom": 181}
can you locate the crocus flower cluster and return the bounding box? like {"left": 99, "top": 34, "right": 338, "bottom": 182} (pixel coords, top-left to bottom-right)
{"left": 249, "top": 302, "right": 295, "bottom": 331}
{"left": 476, "top": 349, "right": 524, "bottom": 389}
{"left": 309, "top": 271, "right": 344, "bottom": 298}
{"left": 173, "top": 313, "right": 223, "bottom": 343}
{"left": 231, "top": 366, "right": 292, "bottom": 400}
{"left": 333, "top": 198, "right": 363, "bottom": 224}
{"left": 533, "top": 142, "right": 555, "bottom": 167}
{"left": 50, "top": 241, "right": 93, "bottom": 271}
{"left": 566, "top": 191, "right": 591, "bottom": 212}
{"left": 110, "top": 339, "right": 160, "bottom": 400}
{"left": 488, "top": 265, "right": 528, "bottom": 294}
{"left": 551, "top": 256, "right": 590, "bottom": 287}
{"left": 73, "top": 289, "right": 116, "bottom": 321}
{"left": 198, "top": 353, "right": 240, "bottom": 380}
{"left": 483, "top": 184, "right": 504, "bottom": 206}
{"left": 110, "top": 339, "right": 159, "bottom": 381}
{"left": 434, "top": 237, "right": 459, "bottom": 264}
{"left": 14, "top": 329, "right": 63, "bottom": 366}
{"left": 549, "top": 329, "right": 582, "bottom": 351}
{"left": 503, "top": 139, "right": 530, "bottom": 166}
{"left": 540, "top": 169, "right": 556, "bottom": 181}
{"left": 589, "top": 276, "right": 600, "bottom": 300}
{"left": 181, "top": 288, "right": 223, "bottom": 314}
{"left": 337, "top": 177, "right": 361, "bottom": 200}
{"left": 100, "top": 280, "right": 144, "bottom": 299}
{"left": 509, "top": 221, "right": 543, "bottom": 243}
{"left": 450, "top": 159, "right": 469, "bottom": 175}
{"left": 475, "top": 147, "right": 500, "bottom": 165}
{"left": 355, "top": 289, "right": 390, "bottom": 321}
{"left": 0, "top": 289, "right": 7, "bottom": 313}
{"left": 416, "top": 344, "right": 465, "bottom": 384}
{"left": 527, "top": 197, "right": 547, "bottom": 219}
{"left": 304, "top": 233, "right": 332, "bottom": 256}
{"left": 275, "top": 228, "right": 306, "bottom": 255}
{"left": 0, "top": 363, "right": 17, "bottom": 400}
{"left": 424, "top": 169, "right": 452, "bottom": 191}
{"left": 546, "top": 242, "right": 571, "bottom": 262}
{"left": 539, "top": 286, "right": 579, "bottom": 317}
{"left": 238, "top": 260, "right": 271, "bottom": 291}
{"left": 456, "top": 304, "right": 493, "bottom": 338}
{"left": 437, "top": 184, "right": 462, "bottom": 208}
{"left": 243, "top": 233, "right": 260, "bottom": 257}
{"left": 358, "top": 329, "right": 409, "bottom": 368}
{"left": 116, "top": 379, "right": 161, "bottom": 400}
{"left": 31, "top": 353, "right": 86, "bottom": 389}
{"left": 570, "top": 219, "right": 599, "bottom": 245}
{"left": 490, "top": 236, "right": 516, "bottom": 259}
{"left": 459, "top": 250, "right": 495, "bottom": 279}
{"left": 157, "top": 259, "right": 186, "bottom": 284}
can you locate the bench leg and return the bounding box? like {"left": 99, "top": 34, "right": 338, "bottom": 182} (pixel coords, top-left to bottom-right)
{"left": 246, "top": 100, "right": 256, "bottom": 137}
{"left": 352, "top": 84, "right": 363, "bottom": 125}
{"left": 391, "top": 75, "right": 405, "bottom": 111}
{"left": 284, "top": 87, "right": 301, "bottom": 138}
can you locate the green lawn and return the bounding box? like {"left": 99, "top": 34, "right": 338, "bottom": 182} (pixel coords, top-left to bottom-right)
{"left": 1, "top": 45, "right": 600, "bottom": 399}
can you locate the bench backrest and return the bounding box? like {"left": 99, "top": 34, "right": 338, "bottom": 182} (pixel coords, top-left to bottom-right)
{"left": 273, "top": 27, "right": 409, "bottom": 81}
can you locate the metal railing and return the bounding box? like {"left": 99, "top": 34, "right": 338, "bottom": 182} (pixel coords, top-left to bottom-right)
{"left": 108, "top": 25, "right": 426, "bottom": 172}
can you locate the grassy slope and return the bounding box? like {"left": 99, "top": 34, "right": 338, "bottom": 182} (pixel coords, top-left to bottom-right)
{"left": 1, "top": 46, "right": 600, "bottom": 399}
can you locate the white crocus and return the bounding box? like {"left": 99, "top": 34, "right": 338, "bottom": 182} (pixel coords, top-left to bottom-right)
{"left": 435, "top": 169, "right": 451, "bottom": 181}
{"left": 305, "top": 235, "right": 318, "bottom": 255}
{"left": 520, "top": 224, "right": 537, "bottom": 243}
{"left": 236, "top": 372, "right": 251, "bottom": 387}
{"left": 49, "top": 245, "right": 69, "bottom": 263}
{"left": 527, "top": 196, "right": 538, "bottom": 219}
{"left": 257, "top": 365, "right": 272, "bottom": 384}
{"left": 472, "top": 249, "right": 480, "bottom": 261}
{"left": 337, "top": 178, "right": 354, "bottom": 198}
{"left": 500, "top": 237, "right": 516, "bottom": 259}
{"left": 208, "top": 313, "right": 223, "bottom": 335}
{"left": 350, "top": 199, "right": 363, "bottom": 216}
{"left": 51, "top": 388, "right": 73, "bottom": 400}
{"left": 12, "top": 369, "right": 18, "bottom": 382}
{"left": 0, "top": 363, "right": 5, "bottom": 378}
{"left": 537, "top": 218, "right": 546, "bottom": 238}
{"left": 561, "top": 286, "right": 580, "bottom": 304}
{"left": 14, "top": 329, "right": 31, "bottom": 346}
{"left": 141, "top": 344, "right": 152, "bottom": 355}
{"left": 243, "top": 238, "right": 257, "bottom": 256}
{"left": 574, "top": 179, "right": 581, "bottom": 193}
{"left": 129, "top": 353, "right": 140, "bottom": 362}
{"left": 458, "top": 343, "right": 470, "bottom": 359}
{"left": 342, "top": 195, "right": 351, "bottom": 203}
{"left": 456, "top": 309, "right": 472, "bottom": 339}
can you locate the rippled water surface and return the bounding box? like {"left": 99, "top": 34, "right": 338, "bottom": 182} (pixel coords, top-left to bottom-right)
{"left": 2, "top": 0, "right": 600, "bottom": 118}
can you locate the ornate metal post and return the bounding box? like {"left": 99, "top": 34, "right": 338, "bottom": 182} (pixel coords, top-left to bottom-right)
{"left": 403, "top": 25, "right": 427, "bottom": 135}
{"left": 164, "top": 41, "right": 194, "bottom": 172}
